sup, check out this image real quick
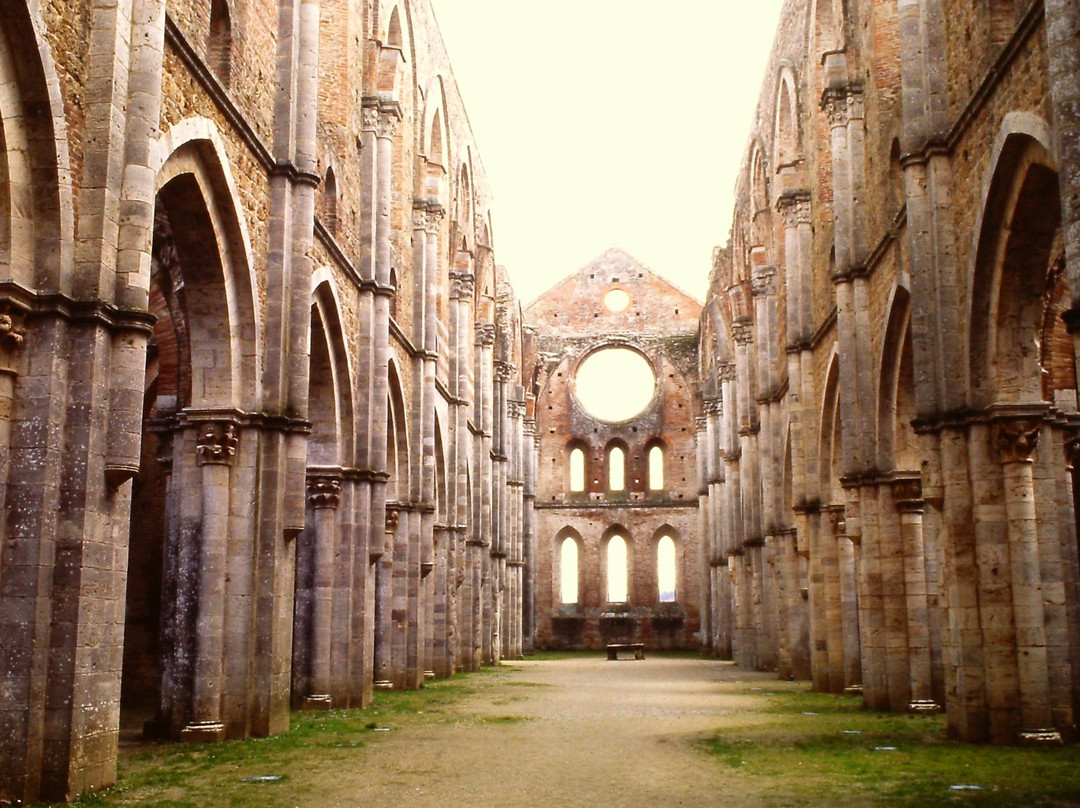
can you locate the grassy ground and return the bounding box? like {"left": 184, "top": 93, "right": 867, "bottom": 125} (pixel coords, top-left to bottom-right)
{"left": 45, "top": 659, "right": 1080, "bottom": 807}
{"left": 697, "top": 681, "right": 1080, "bottom": 807}
{"left": 49, "top": 668, "right": 514, "bottom": 808}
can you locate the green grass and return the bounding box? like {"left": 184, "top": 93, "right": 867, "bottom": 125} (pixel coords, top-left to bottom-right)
{"left": 697, "top": 684, "right": 1080, "bottom": 807}
{"left": 49, "top": 667, "right": 511, "bottom": 808}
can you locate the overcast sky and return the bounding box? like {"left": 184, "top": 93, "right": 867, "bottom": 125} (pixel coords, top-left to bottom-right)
{"left": 430, "top": 1, "right": 785, "bottom": 305}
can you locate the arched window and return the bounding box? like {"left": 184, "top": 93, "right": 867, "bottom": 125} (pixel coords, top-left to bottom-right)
{"left": 657, "top": 536, "right": 677, "bottom": 602}
{"left": 569, "top": 447, "right": 585, "bottom": 492}
{"left": 208, "top": 0, "right": 232, "bottom": 86}
{"left": 387, "top": 6, "right": 403, "bottom": 47}
{"left": 648, "top": 445, "right": 664, "bottom": 490}
{"left": 607, "top": 535, "right": 628, "bottom": 603}
{"left": 608, "top": 445, "right": 625, "bottom": 491}
{"left": 560, "top": 538, "right": 579, "bottom": 604}
{"left": 323, "top": 166, "right": 338, "bottom": 233}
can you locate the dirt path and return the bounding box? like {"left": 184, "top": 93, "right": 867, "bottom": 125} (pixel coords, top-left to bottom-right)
{"left": 310, "top": 656, "right": 776, "bottom": 807}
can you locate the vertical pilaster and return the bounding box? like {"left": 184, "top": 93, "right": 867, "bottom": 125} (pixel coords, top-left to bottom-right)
{"left": 182, "top": 422, "right": 239, "bottom": 743}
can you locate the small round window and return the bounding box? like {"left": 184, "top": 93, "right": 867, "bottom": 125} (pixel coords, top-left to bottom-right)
{"left": 603, "top": 288, "right": 630, "bottom": 312}
{"left": 574, "top": 347, "right": 655, "bottom": 422}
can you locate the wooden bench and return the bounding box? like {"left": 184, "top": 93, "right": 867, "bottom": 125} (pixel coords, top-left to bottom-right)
{"left": 606, "top": 642, "right": 645, "bottom": 660}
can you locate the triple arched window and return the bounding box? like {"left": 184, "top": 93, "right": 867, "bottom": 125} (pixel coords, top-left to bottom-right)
{"left": 558, "top": 532, "right": 678, "bottom": 605}
{"left": 565, "top": 440, "right": 666, "bottom": 494}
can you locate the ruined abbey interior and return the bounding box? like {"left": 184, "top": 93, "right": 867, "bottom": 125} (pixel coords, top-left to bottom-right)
{"left": 3, "top": 0, "right": 1080, "bottom": 802}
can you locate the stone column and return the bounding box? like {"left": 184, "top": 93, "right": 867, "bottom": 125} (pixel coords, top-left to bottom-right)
{"left": 304, "top": 475, "right": 341, "bottom": 708}
{"left": 182, "top": 422, "right": 238, "bottom": 742}
{"left": 894, "top": 477, "right": 939, "bottom": 712}
{"left": 476, "top": 323, "right": 496, "bottom": 664}
{"left": 373, "top": 507, "right": 398, "bottom": 690}
{"left": 994, "top": 419, "right": 1059, "bottom": 742}
{"left": 522, "top": 419, "right": 539, "bottom": 653}
{"left": 695, "top": 413, "right": 713, "bottom": 652}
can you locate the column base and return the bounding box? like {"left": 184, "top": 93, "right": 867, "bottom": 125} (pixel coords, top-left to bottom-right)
{"left": 302, "top": 695, "right": 333, "bottom": 710}
{"left": 179, "top": 721, "right": 225, "bottom": 743}
{"left": 907, "top": 700, "right": 942, "bottom": 713}
{"left": 1018, "top": 728, "right": 1063, "bottom": 745}
{"left": 374, "top": 680, "right": 394, "bottom": 691}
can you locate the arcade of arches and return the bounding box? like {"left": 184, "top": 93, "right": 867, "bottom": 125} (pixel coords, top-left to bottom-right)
{"left": 3, "top": 0, "right": 1080, "bottom": 803}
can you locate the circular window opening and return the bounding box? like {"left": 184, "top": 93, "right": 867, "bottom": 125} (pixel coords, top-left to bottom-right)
{"left": 574, "top": 347, "right": 655, "bottom": 422}
{"left": 604, "top": 288, "right": 630, "bottom": 313}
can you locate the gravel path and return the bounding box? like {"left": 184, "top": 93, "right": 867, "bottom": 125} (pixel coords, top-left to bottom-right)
{"left": 315, "top": 657, "right": 777, "bottom": 807}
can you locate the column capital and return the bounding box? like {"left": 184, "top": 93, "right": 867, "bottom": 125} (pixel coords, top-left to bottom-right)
{"left": 695, "top": 415, "right": 708, "bottom": 432}
{"left": 776, "top": 191, "right": 812, "bottom": 228}
{"left": 718, "top": 362, "right": 737, "bottom": 382}
{"left": 385, "top": 506, "right": 400, "bottom": 533}
{"left": 307, "top": 475, "right": 342, "bottom": 509}
{"left": 704, "top": 397, "right": 723, "bottom": 417}
{"left": 892, "top": 476, "right": 925, "bottom": 513}
{"left": 508, "top": 399, "right": 526, "bottom": 419}
{"left": 494, "top": 360, "right": 515, "bottom": 383}
{"left": 196, "top": 421, "right": 239, "bottom": 466}
{"left": 731, "top": 319, "right": 754, "bottom": 346}
{"left": 993, "top": 418, "right": 1041, "bottom": 464}
{"left": 475, "top": 323, "right": 496, "bottom": 347}
{"left": 751, "top": 266, "right": 777, "bottom": 297}
{"left": 0, "top": 306, "right": 26, "bottom": 373}
{"left": 1066, "top": 433, "right": 1080, "bottom": 471}
{"left": 822, "top": 85, "right": 864, "bottom": 127}
{"left": 450, "top": 271, "right": 475, "bottom": 300}
{"left": 412, "top": 201, "right": 445, "bottom": 233}
{"left": 362, "top": 100, "right": 402, "bottom": 138}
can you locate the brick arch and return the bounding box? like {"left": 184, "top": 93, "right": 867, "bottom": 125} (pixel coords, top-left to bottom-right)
{"left": 876, "top": 284, "right": 917, "bottom": 471}
{"left": 773, "top": 65, "right": 802, "bottom": 173}
{"left": 0, "top": 0, "right": 74, "bottom": 291}
{"left": 309, "top": 278, "right": 355, "bottom": 466}
{"left": 819, "top": 348, "right": 842, "bottom": 503}
{"left": 386, "top": 355, "right": 410, "bottom": 501}
{"left": 968, "top": 128, "right": 1062, "bottom": 408}
{"left": 152, "top": 120, "right": 260, "bottom": 411}
{"left": 153, "top": 156, "right": 256, "bottom": 411}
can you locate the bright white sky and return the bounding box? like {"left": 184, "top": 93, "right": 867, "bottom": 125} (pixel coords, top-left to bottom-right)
{"left": 430, "top": 1, "right": 786, "bottom": 305}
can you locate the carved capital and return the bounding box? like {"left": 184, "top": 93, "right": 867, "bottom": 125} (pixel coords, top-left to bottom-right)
{"left": 508, "top": 399, "right": 526, "bottom": 419}
{"left": 825, "top": 504, "right": 846, "bottom": 536}
{"left": 892, "top": 476, "right": 924, "bottom": 513}
{"left": 412, "top": 202, "right": 445, "bottom": 233}
{"left": 523, "top": 418, "right": 537, "bottom": 437}
{"left": 307, "top": 475, "right": 342, "bottom": 509}
{"left": 694, "top": 415, "right": 708, "bottom": 432}
{"left": 362, "top": 103, "right": 401, "bottom": 139}
{"left": 451, "top": 272, "right": 476, "bottom": 300}
{"left": 196, "top": 422, "right": 238, "bottom": 466}
{"left": 718, "top": 362, "right": 737, "bottom": 382}
{"left": 1066, "top": 433, "right": 1080, "bottom": 471}
{"left": 776, "top": 192, "right": 812, "bottom": 228}
{"left": 0, "top": 306, "right": 26, "bottom": 373}
{"left": 385, "top": 506, "right": 400, "bottom": 534}
{"left": 731, "top": 319, "right": 754, "bottom": 346}
{"left": 494, "top": 360, "right": 515, "bottom": 383}
{"left": 704, "top": 397, "right": 723, "bottom": 417}
{"left": 822, "top": 86, "right": 864, "bottom": 127}
{"left": 751, "top": 266, "right": 776, "bottom": 297}
{"left": 994, "top": 419, "right": 1041, "bottom": 464}
{"left": 475, "top": 323, "right": 496, "bottom": 347}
